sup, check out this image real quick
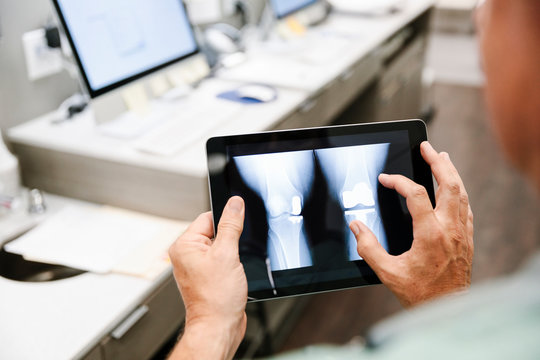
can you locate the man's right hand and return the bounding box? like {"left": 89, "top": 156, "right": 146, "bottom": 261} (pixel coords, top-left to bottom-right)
{"left": 350, "top": 141, "right": 474, "bottom": 308}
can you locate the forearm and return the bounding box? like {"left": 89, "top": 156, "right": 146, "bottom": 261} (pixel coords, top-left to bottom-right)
{"left": 168, "top": 321, "right": 241, "bottom": 360}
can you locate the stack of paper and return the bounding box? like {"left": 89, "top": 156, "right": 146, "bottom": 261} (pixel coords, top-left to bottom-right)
{"left": 5, "top": 205, "right": 190, "bottom": 279}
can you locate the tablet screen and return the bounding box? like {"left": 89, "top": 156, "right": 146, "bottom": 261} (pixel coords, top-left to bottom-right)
{"left": 207, "top": 121, "right": 434, "bottom": 300}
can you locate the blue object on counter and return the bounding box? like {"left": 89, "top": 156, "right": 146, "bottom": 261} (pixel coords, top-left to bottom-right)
{"left": 218, "top": 84, "right": 278, "bottom": 104}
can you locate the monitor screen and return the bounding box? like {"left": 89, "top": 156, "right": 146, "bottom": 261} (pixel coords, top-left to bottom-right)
{"left": 53, "top": 0, "right": 199, "bottom": 98}
{"left": 269, "top": 0, "right": 318, "bottom": 19}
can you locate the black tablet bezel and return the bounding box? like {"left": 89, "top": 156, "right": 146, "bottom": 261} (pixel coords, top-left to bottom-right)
{"left": 51, "top": 0, "right": 200, "bottom": 99}
{"left": 207, "top": 120, "right": 435, "bottom": 301}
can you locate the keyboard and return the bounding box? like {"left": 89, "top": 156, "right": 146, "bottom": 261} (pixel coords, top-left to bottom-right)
{"left": 97, "top": 107, "right": 174, "bottom": 139}
{"left": 295, "top": 37, "right": 351, "bottom": 65}
{"left": 132, "top": 101, "right": 241, "bottom": 156}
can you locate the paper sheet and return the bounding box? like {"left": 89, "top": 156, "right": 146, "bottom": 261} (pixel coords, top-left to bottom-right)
{"left": 5, "top": 205, "right": 189, "bottom": 277}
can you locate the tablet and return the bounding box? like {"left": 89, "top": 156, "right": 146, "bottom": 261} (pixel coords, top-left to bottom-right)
{"left": 206, "top": 120, "right": 435, "bottom": 301}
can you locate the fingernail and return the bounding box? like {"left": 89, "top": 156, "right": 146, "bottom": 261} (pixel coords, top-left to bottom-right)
{"left": 350, "top": 222, "right": 361, "bottom": 236}
{"left": 379, "top": 173, "right": 389, "bottom": 184}
{"left": 227, "top": 196, "right": 244, "bottom": 214}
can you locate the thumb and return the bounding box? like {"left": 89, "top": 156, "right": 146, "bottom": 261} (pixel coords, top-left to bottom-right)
{"left": 215, "top": 196, "right": 245, "bottom": 254}
{"left": 350, "top": 220, "right": 393, "bottom": 278}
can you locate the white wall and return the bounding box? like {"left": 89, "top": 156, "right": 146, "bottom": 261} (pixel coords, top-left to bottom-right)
{"left": 0, "top": 0, "right": 79, "bottom": 132}
{"left": 0, "top": 0, "right": 267, "bottom": 134}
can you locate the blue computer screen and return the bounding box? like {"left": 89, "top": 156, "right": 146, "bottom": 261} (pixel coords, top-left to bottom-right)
{"left": 55, "top": 0, "right": 198, "bottom": 96}
{"left": 269, "top": 0, "right": 318, "bottom": 18}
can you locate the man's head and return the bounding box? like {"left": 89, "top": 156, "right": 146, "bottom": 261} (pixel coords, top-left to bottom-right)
{"left": 477, "top": 0, "right": 540, "bottom": 190}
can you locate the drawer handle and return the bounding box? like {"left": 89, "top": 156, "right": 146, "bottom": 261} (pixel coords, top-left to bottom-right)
{"left": 111, "top": 305, "right": 149, "bottom": 340}
{"left": 340, "top": 68, "right": 355, "bottom": 81}
{"left": 299, "top": 99, "right": 317, "bottom": 113}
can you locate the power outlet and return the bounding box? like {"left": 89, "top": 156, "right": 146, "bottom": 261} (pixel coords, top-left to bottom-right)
{"left": 22, "top": 28, "right": 63, "bottom": 81}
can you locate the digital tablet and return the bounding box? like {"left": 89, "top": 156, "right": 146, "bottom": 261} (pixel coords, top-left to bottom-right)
{"left": 206, "top": 120, "right": 435, "bottom": 301}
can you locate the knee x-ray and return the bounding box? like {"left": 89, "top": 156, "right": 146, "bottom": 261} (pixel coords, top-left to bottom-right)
{"left": 315, "top": 144, "right": 390, "bottom": 261}
{"left": 233, "top": 143, "right": 390, "bottom": 271}
{"left": 233, "top": 151, "right": 315, "bottom": 271}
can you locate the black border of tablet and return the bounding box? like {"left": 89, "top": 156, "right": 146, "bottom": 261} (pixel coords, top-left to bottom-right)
{"left": 207, "top": 120, "right": 435, "bottom": 301}
{"left": 51, "top": 0, "right": 200, "bottom": 98}
{"left": 269, "top": 0, "right": 319, "bottom": 19}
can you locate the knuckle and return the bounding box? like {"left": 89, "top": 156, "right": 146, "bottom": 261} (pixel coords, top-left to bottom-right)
{"left": 449, "top": 229, "right": 465, "bottom": 243}
{"left": 445, "top": 181, "right": 461, "bottom": 195}
{"left": 411, "top": 185, "right": 428, "bottom": 199}
{"left": 217, "top": 218, "right": 243, "bottom": 234}
{"left": 439, "top": 152, "right": 450, "bottom": 161}
{"left": 168, "top": 241, "right": 181, "bottom": 261}
{"left": 356, "top": 240, "right": 371, "bottom": 253}
{"left": 460, "top": 193, "right": 469, "bottom": 205}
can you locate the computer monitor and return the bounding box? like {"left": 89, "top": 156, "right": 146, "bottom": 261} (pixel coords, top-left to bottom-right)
{"left": 269, "top": 0, "right": 319, "bottom": 19}
{"left": 52, "top": 0, "right": 199, "bottom": 99}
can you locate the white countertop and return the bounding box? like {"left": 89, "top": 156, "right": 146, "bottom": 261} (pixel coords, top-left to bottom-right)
{"left": 0, "top": 193, "right": 173, "bottom": 360}
{"left": 0, "top": 271, "right": 162, "bottom": 360}
{"left": 217, "top": 0, "right": 435, "bottom": 91}
{"left": 8, "top": 0, "right": 434, "bottom": 180}
{"left": 8, "top": 78, "right": 308, "bottom": 179}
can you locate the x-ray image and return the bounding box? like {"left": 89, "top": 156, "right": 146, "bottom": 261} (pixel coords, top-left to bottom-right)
{"left": 315, "top": 144, "right": 390, "bottom": 260}
{"left": 234, "top": 143, "right": 390, "bottom": 271}
{"left": 234, "top": 151, "right": 315, "bottom": 271}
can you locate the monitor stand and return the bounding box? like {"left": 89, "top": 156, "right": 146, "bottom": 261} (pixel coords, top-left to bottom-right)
{"left": 91, "top": 53, "right": 210, "bottom": 139}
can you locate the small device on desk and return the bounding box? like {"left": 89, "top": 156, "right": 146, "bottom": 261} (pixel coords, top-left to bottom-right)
{"left": 51, "top": 0, "right": 213, "bottom": 139}
{"left": 218, "top": 84, "right": 278, "bottom": 104}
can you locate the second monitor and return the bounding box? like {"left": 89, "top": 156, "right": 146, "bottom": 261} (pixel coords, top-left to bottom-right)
{"left": 269, "top": 0, "right": 319, "bottom": 19}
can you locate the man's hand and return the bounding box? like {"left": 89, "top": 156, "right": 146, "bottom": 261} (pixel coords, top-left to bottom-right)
{"left": 168, "top": 197, "right": 248, "bottom": 360}
{"left": 350, "top": 142, "right": 474, "bottom": 308}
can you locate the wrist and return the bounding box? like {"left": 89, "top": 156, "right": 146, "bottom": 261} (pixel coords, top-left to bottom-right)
{"left": 184, "top": 304, "right": 246, "bottom": 339}
{"left": 171, "top": 314, "right": 246, "bottom": 360}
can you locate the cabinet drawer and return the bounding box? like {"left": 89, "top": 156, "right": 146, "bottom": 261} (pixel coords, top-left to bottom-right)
{"left": 82, "top": 345, "right": 103, "bottom": 360}
{"left": 101, "top": 275, "right": 185, "bottom": 360}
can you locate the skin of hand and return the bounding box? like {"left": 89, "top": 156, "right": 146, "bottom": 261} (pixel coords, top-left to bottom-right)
{"left": 168, "top": 197, "right": 248, "bottom": 360}
{"left": 350, "top": 141, "right": 474, "bottom": 308}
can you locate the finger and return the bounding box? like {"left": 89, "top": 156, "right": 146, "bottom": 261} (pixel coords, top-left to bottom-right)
{"left": 421, "top": 142, "right": 463, "bottom": 222}
{"left": 214, "top": 196, "right": 245, "bottom": 255}
{"left": 379, "top": 173, "right": 435, "bottom": 224}
{"left": 184, "top": 212, "right": 214, "bottom": 240}
{"left": 350, "top": 220, "right": 394, "bottom": 280}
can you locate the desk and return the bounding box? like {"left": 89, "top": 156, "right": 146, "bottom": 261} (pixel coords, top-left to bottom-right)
{"left": 5, "top": 2, "right": 435, "bottom": 358}
{"left": 0, "top": 193, "right": 184, "bottom": 360}
{"left": 8, "top": 0, "right": 434, "bottom": 221}
{"left": 8, "top": 79, "right": 308, "bottom": 220}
